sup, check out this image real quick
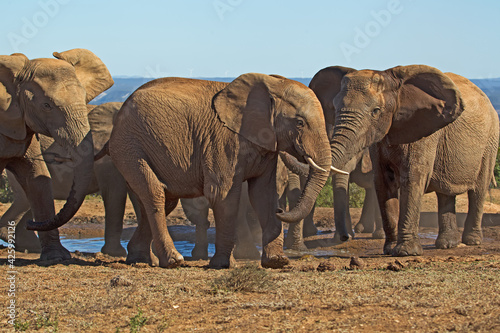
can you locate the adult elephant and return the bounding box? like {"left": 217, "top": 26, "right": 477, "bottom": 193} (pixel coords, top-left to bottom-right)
{"left": 0, "top": 49, "right": 113, "bottom": 260}
{"left": 31, "top": 74, "right": 340, "bottom": 269}
{"left": 310, "top": 66, "right": 384, "bottom": 242}
{"left": 1, "top": 102, "right": 137, "bottom": 257}
{"left": 326, "top": 65, "right": 499, "bottom": 256}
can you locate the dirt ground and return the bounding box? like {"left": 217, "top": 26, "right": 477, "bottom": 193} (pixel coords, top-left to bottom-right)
{"left": 1, "top": 190, "right": 500, "bottom": 332}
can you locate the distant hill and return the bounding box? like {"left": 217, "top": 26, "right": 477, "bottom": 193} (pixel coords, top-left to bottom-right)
{"left": 91, "top": 77, "right": 312, "bottom": 104}
{"left": 92, "top": 77, "right": 499, "bottom": 113}
{"left": 471, "top": 78, "right": 500, "bottom": 113}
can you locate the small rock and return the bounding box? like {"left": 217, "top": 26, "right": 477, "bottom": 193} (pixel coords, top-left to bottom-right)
{"left": 317, "top": 261, "right": 336, "bottom": 272}
{"left": 349, "top": 256, "right": 365, "bottom": 270}
{"left": 110, "top": 275, "right": 132, "bottom": 287}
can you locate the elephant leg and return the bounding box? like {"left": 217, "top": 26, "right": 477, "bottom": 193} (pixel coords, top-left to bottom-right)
{"left": 98, "top": 164, "right": 128, "bottom": 257}
{"left": 355, "top": 187, "right": 376, "bottom": 234}
{"left": 0, "top": 171, "right": 31, "bottom": 244}
{"left": 126, "top": 199, "right": 156, "bottom": 265}
{"left": 181, "top": 197, "right": 211, "bottom": 260}
{"left": 7, "top": 143, "right": 70, "bottom": 261}
{"left": 14, "top": 211, "right": 42, "bottom": 253}
{"left": 435, "top": 193, "right": 460, "bottom": 249}
{"left": 248, "top": 173, "right": 289, "bottom": 269}
{"left": 392, "top": 177, "right": 427, "bottom": 257}
{"left": 283, "top": 172, "right": 307, "bottom": 250}
{"left": 302, "top": 206, "right": 318, "bottom": 237}
{"left": 234, "top": 183, "right": 261, "bottom": 260}
{"left": 122, "top": 158, "right": 183, "bottom": 268}
{"left": 332, "top": 173, "right": 352, "bottom": 242}
{"left": 372, "top": 156, "right": 399, "bottom": 254}
{"left": 462, "top": 189, "right": 486, "bottom": 245}
{"left": 209, "top": 186, "right": 243, "bottom": 269}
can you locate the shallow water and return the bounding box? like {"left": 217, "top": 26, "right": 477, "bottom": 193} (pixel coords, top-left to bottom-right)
{"left": 0, "top": 237, "right": 217, "bottom": 258}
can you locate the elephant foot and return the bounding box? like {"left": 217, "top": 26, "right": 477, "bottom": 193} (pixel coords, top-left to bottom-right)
{"left": 101, "top": 243, "right": 127, "bottom": 257}
{"left": 261, "top": 253, "right": 289, "bottom": 269}
{"left": 392, "top": 239, "right": 423, "bottom": 257}
{"left": 303, "top": 224, "right": 318, "bottom": 238}
{"left": 372, "top": 229, "right": 385, "bottom": 240}
{"left": 191, "top": 245, "right": 209, "bottom": 260}
{"left": 333, "top": 231, "right": 352, "bottom": 243}
{"left": 126, "top": 249, "right": 156, "bottom": 265}
{"left": 462, "top": 229, "right": 483, "bottom": 246}
{"left": 233, "top": 244, "right": 261, "bottom": 260}
{"left": 435, "top": 230, "right": 460, "bottom": 249}
{"left": 209, "top": 253, "right": 235, "bottom": 269}
{"left": 158, "top": 251, "right": 184, "bottom": 268}
{"left": 40, "top": 243, "right": 71, "bottom": 261}
{"left": 383, "top": 240, "right": 397, "bottom": 255}
{"left": 356, "top": 221, "right": 375, "bottom": 234}
{"left": 354, "top": 223, "right": 365, "bottom": 234}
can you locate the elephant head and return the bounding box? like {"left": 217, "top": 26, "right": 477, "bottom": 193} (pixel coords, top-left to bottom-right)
{"left": 327, "top": 65, "right": 463, "bottom": 172}
{"left": 213, "top": 73, "right": 338, "bottom": 223}
{"left": 0, "top": 49, "right": 114, "bottom": 231}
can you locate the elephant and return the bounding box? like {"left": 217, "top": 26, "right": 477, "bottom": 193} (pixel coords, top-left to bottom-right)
{"left": 1, "top": 102, "right": 138, "bottom": 257}
{"left": 0, "top": 49, "right": 113, "bottom": 260}
{"left": 325, "top": 64, "right": 499, "bottom": 256}
{"left": 30, "top": 74, "right": 339, "bottom": 269}
{"left": 309, "top": 66, "right": 384, "bottom": 242}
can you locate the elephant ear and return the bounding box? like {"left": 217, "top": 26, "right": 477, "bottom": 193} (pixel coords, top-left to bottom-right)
{"left": 0, "top": 53, "right": 29, "bottom": 140}
{"left": 53, "top": 48, "right": 114, "bottom": 103}
{"left": 386, "top": 65, "right": 463, "bottom": 145}
{"left": 309, "top": 66, "right": 356, "bottom": 128}
{"left": 213, "top": 73, "right": 278, "bottom": 151}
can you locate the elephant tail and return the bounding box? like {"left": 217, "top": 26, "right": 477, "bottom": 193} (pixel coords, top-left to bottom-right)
{"left": 94, "top": 141, "right": 109, "bottom": 161}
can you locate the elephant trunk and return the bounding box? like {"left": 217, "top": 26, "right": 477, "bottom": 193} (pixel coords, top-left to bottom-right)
{"left": 27, "top": 120, "right": 94, "bottom": 231}
{"left": 330, "top": 125, "right": 362, "bottom": 173}
{"left": 276, "top": 138, "right": 332, "bottom": 223}
{"left": 279, "top": 152, "right": 309, "bottom": 177}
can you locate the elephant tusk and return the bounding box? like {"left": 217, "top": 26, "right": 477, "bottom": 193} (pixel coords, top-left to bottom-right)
{"left": 305, "top": 157, "right": 328, "bottom": 173}
{"left": 331, "top": 165, "right": 350, "bottom": 175}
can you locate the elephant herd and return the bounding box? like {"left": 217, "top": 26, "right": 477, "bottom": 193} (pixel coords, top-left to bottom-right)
{"left": 0, "top": 49, "right": 497, "bottom": 269}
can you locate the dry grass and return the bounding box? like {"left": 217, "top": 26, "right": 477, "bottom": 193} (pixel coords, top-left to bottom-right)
{"left": 2, "top": 254, "right": 499, "bottom": 332}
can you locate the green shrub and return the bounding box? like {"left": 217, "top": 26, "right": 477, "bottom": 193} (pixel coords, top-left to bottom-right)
{"left": 315, "top": 177, "right": 366, "bottom": 208}
{"left": 0, "top": 171, "right": 14, "bottom": 203}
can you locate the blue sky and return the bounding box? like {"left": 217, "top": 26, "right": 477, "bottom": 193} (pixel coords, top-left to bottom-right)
{"left": 2, "top": 0, "right": 499, "bottom": 79}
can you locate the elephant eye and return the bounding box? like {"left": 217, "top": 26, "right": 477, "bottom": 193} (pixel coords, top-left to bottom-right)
{"left": 371, "top": 107, "right": 381, "bottom": 118}
{"left": 42, "top": 103, "right": 52, "bottom": 110}
{"left": 296, "top": 118, "right": 305, "bottom": 128}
